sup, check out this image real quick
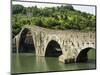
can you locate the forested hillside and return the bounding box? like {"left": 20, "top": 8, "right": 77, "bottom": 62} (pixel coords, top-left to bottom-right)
{"left": 12, "top": 4, "right": 96, "bottom": 37}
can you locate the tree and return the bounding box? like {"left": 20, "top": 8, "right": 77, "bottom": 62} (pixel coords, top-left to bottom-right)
{"left": 12, "top": 4, "right": 96, "bottom": 37}
{"left": 12, "top": 5, "right": 25, "bottom": 14}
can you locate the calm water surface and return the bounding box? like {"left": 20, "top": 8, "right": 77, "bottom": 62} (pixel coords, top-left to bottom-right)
{"left": 11, "top": 50, "right": 96, "bottom": 74}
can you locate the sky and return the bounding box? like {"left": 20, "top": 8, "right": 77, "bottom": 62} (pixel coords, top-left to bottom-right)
{"left": 12, "top": 1, "right": 96, "bottom": 15}
{"left": 73, "top": 5, "right": 95, "bottom": 15}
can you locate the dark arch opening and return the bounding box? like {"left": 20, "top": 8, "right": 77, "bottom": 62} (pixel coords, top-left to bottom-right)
{"left": 19, "top": 28, "right": 35, "bottom": 53}
{"left": 45, "top": 40, "right": 62, "bottom": 57}
{"left": 76, "top": 47, "right": 96, "bottom": 63}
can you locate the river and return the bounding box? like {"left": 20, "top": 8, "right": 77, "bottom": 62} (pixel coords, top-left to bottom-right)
{"left": 11, "top": 50, "right": 96, "bottom": 74}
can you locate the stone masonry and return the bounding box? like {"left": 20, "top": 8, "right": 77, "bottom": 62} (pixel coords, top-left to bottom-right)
{"left": 13, "top": 25, "right": 96, "bottom": 63}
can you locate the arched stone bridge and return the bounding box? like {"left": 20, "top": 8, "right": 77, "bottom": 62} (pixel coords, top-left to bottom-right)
{"left": 13, "top": 25, "right": 96, "bottom": 63}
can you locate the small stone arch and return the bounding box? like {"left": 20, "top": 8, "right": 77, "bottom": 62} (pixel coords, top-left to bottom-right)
{"left": 76, "top": 47, "right": 95, "bottom": 63}
{"left": 18, "top": 28, "right": 36, "bottom": 53}
{"left": 45, "top": 40, "right": 63, "bottom": 57}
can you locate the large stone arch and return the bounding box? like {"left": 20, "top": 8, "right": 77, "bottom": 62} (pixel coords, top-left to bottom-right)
{"left": 76, "top": 47, "right": 95, "bottom": 62}
{"left": 44, "top": 39, "right": 63, "bottom": 57}
{"left": 18, "top": 28, "right": 36, "bottom": 53}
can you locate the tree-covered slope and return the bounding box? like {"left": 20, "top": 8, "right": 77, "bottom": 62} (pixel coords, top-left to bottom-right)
{"left": 12, "top": 4, "right": 96, "bottom": 37}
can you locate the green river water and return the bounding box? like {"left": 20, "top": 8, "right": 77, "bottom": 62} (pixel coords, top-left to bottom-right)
{"left": 11, "top": 50, "right": 96, "bottom": 74}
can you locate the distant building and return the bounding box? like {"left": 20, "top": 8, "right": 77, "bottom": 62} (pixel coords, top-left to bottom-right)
{"left": 27, "top": 12, "right": 33, "bottom": 17}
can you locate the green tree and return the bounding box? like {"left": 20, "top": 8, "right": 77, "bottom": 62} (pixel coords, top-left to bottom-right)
{"left": 12, "top": 5, "right": 25, "bottom": 14}
{"left": 12, "top": 4, "right": 96, "bottom": 37}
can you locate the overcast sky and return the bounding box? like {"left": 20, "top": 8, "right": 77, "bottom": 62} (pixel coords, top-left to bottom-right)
{"left": 12, "top": 1, "right": 96, "bottom": 15}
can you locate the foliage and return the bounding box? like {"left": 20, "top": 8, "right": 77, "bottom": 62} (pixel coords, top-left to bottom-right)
{"left": 12, "top": 4, "right": 96, "bottom": 37}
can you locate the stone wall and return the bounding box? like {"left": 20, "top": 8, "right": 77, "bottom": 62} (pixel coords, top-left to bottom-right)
{"left": 13, "top": 25, "right": 96, "bottom": 63}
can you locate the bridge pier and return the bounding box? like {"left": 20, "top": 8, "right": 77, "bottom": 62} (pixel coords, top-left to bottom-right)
{"left": 59, "top": 54, "right": 75, "bottom": 63}
{"left": 59, "top": 49, "right": 76, "bottom": 63}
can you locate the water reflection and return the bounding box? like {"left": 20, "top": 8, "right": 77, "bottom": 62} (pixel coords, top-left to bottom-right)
{"left": 35, "top": 56, "right": 49, "bottom": 72}
{"left": 11, "top": 52, "right": 96, "bottom": 74}
{"left": 15, "top": 53, "right": 21, "bottom": 72}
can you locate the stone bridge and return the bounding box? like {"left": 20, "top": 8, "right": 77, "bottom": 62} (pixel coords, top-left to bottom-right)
{"left": 13, "top": 25, "right": 96, "bottom": 63}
